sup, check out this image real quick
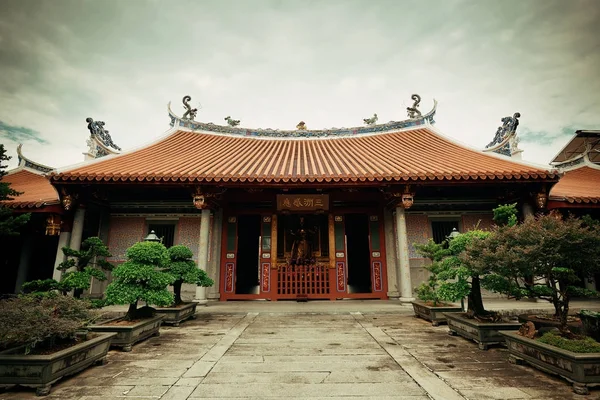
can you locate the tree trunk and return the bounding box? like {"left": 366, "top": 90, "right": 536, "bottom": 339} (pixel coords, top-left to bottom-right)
{"left": 468, "top": 275, "right": 488, "bottom": 317}
{"left": 173, "top": 280, "right": 183, "bottom": 306}
{"left": 126, "top": 300, "right": 138, "bottom": 320}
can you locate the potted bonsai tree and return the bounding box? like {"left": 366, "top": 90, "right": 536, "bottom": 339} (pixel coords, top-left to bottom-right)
{"left": 22, "top": 237, "right": 113, "bottom": 299}
{"left": 484, "top": 213, "right": 600, "bottom": 394}
{"left": 0, "top": 295, "right": 115, "bottom": 396}
{"left": 154, "top": 245, "right": 214, "bottom": 326}
{"left": 411, "top": 239, "right": 462, "bottom": 326}
{"left": 90, "top": 241, "right": 174, "bottom": 351}
{"left": 442, "top": 204, "right": 523, "bottom": 349}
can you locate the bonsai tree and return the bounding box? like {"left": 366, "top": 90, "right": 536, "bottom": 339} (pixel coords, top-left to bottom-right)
{"left": 414, "top": 239, "right": 452, "bottom": 306}
{"left": 164, "top": 245, "right": 214, "bottom": 306}
{"left": 474, "top": 213, "right": 600, "bottom": 332}
{"left": 105, "top": 241, "right": 174, "bottom": 320}
{"left": 0, "top": 144, "right": 30, "bottom": 236}
{"left": 22, "top": 237, "right": 114, "bottom": 298}
{"left": 437, "top": 229, "right": 492, "bottom": 318}
{"left": 0, "top": 294, "right": 95, "bottom": 354}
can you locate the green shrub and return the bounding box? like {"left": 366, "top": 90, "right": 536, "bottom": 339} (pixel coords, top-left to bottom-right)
{"left": 0, "top": 295, "right": 95, "bottom": 354}
{"left": 538, "top": 332, "right": 600, "bottom": 353}
{"left": 105, "top": 241, "right": 174, "bottom": 319}
{"left": 164, "top": 245, "right": 214, "bottom": 306}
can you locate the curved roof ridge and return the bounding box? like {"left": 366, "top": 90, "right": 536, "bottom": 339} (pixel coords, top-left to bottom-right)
{"left": 52, "top": 125, "right": 180, "bottom": 176}
{"left": 167, "top": 100, "right": 438, "bottom": 139}
{"left": 14, "top": 144, "right": 54, "bottom": 174}
{"left": 425, "top": 125, "right": 557, "bottom": 174}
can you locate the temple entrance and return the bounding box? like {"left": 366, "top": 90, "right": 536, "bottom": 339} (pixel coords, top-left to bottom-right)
{"left": 345, "top": 214, "right": 372, "bottom": 293}
{"left": 235, "top": 214, "right": 261, "bottom": 294}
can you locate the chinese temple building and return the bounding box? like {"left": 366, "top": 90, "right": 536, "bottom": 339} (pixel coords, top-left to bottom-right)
{"left": 19, "top": 96, "right": 555, "bottom": 302}
{"left": 1, "top": 145, "right": 63, "bottom": 294}
{"left": 549, "top": 130, "right": 600, "bottom": 216}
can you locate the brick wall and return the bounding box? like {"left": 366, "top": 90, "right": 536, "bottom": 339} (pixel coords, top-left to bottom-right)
{"left": 107, "top": 217, "right": 146, "bottom": 261}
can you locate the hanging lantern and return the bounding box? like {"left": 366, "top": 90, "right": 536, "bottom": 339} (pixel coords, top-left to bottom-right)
{"left": 45, "top": 214, "right": 61, "bottom": 236}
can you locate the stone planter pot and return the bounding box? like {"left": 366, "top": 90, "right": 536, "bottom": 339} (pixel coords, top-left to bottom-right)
{"left": 445, "top": 312, "right": 521, "bottom": 350}
{"left": 500, "top": 330, "right": 600, "bottom": 395}
{"left": 154, "top": 302, "right": 197, "bottom": 326}
{"left": 89, "top": 315, "right": 164, "bottom": 352}
{"left": 0, "top": 332, "right": 116, "bottom": 396}
{"left": 517, "top": 314, "right": 583, "bottom": 334}
{"left": 411, "top": 301, "right": 462, "bottom": 326}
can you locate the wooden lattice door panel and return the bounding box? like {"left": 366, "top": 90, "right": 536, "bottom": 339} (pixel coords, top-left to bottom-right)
{"left": 333, "top": 215, "right": 347, "bottom": 293}
{"left": 223, "top": 216, "right": 237, "bottom": 294}
{"left": 276, "top": 264, "right": 330, "bottom": 296}
{"left": 260, "top": 216, "right": 272, "bottom": 293}
{"left": 369, "top": 215, "right": 384, "bottom": 292}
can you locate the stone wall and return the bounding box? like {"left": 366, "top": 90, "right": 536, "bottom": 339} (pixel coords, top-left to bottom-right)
{"left": 107, "top": 217, "right": 146, "bottom": 261}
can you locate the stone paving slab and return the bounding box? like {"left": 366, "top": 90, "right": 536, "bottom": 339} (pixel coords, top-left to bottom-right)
{"left": 2, "top": 304, "right": 600, "bottom": 399}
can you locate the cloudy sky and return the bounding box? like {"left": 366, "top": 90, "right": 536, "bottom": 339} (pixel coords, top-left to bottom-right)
{"left": 0, "top": 0, "right": 598, "bottom": 169}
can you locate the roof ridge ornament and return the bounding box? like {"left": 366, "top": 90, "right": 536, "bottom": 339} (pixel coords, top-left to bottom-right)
{"left": 182, "top": 95, "right": 199, "bottom": 121}
{"left": 406, "top": 94, "right": 422, "bottom": 119}
{"left": 16, "top": 144, "right": 54, "bottom": 173}
{"left": 483, "top": 112, "right": 522, "bottom": 158}
{"left": 363, "top": 113, "right": 378, "bottom": 125}
{"left": 167, "top": 97, "right": 437, "bottom": 137}
{"left": 224, "top": 116, "right": 240, "bottom": 127}
{"left": 85, "top": 117, "right": 121, "bottom": 159}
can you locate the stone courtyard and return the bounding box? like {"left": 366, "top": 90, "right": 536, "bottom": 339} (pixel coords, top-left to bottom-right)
{"left": 2, "top": 301, "right": 600, "bottom": 400}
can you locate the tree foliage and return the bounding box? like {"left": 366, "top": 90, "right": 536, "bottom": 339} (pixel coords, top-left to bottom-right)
{"left": 105, "top": 241, "right": 174, "bottom": 319}
{"left": 22, "top": 237, "right": 114, "bottom": 298}
{"left": 0, "top": 144, "right": 30, "bottom": 236}
{"left": 470, "top": 213, "right": 600, "bottom": 332}
{"left": 164, "top": 245, "right": 214, "bottom": 306}
{"left": 0, "top": 294, "right": 96, "bottom": 354}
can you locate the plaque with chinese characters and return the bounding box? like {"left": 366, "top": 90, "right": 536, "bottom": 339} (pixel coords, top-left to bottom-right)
{"left": 276, "top": 195, "right": 329, "bottom": 211}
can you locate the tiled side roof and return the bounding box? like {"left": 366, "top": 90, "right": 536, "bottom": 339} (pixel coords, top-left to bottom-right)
{"left": 3, "top": 169, "right": 60, "bottom": 208}
{"left": 53, "top": 128, "right": 556, "bottom": 184}
{"left": 549, "top": 166, "right": 600, "bottom": 204}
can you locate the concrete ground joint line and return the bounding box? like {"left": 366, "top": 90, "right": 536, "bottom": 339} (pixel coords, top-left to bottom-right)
{"left": 350, "top": 313, "right": 466, "bottom": 400}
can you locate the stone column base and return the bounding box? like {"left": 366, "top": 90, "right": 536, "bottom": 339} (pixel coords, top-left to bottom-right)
{"left": 399, "top": 297, "right": 415, "bottom": 304}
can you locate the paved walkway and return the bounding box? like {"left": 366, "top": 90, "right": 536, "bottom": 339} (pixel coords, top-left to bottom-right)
{"left": 3, "top": 299, "right": 600, "bottom": 399}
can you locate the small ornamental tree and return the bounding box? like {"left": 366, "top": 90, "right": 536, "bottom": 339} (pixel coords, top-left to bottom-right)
{"left": 414, "top": 239, "right": 451, "bottom": 306}
{"left": 474, "top": 213, "right": 600, "bottom": 332}
{"left": 164, "top": 245, "right": 214, "bottom": 306}
{"left": 105, "top": 241, "right": 174, "bottom": 320}
{"left": 0, "top": 144, "right": 30, "bottom": 236}
{"left": 22, "top": 237, "right": 114, "bottom": 298}
{"left": 438, "top": 230, "right": 492, "bottom": 317}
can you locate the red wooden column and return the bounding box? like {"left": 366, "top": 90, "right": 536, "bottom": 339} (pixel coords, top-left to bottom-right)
{"left": 221, "top": 216, "right": 238, "bottom": 300}
{"left": 368, "top": 214, "right": 386, "bottom": 295}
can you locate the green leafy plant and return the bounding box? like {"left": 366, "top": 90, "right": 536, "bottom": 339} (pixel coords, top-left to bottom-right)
{"left": 473, "top": 214, "right": 600, "bottom": 332}
{"left": 22, "top": 237, "right": 114, "bottom": 298}
{"left": 0, "top": 144, "right": 30, "bottom": 236}
{"left": 105, "top": 241, "right": 174, "bottom": 320}
{"left": 538, "top": 332, "right": 600, "bottom": 353}
{"left": 414, "top": 239, "right": 451, "bottom": 306}
{"left": 164, "top": 245, "right": 214, "bottom": 306}
{"left": 0, "top": 294, "right": 96, "bottom": 354}
{"left": 492, "top": 203, "right": 518, "bottom": 227}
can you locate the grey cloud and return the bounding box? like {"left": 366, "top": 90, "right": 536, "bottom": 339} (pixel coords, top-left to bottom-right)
{"left": 0, "top": 121, "right": 49, "bottom": 144}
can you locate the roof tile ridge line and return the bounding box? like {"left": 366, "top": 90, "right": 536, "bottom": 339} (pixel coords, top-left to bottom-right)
{"left": 52, "top": 126, "right": 181, "bottom": 176}
{"left": 425, "top": 125, "right": 557, "bottom": 174}
{"left": 17, "top": 144, "right": 55, "bottom": 172}
{"left": 583, "top": 154, "right": 600, "bottom": 171}
{"left": 188, "top": 123, "right": 432, "bottom": 141}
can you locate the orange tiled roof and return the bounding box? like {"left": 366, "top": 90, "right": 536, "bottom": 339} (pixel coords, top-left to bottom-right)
{"left": 3, "top": 169, "right": 60, "bottom": 208}
{"left": 53, "top": 128, "right": 556, "bottom": 184}
{"left": 549, "top": 166, "right": 600, "bottom": 204}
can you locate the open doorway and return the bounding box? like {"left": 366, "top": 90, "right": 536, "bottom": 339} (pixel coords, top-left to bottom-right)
{"left": 345, "top": 214, "right": 372, "bottom": 293}
{"left": 236, "top": 215, "right": 261, "bottom": 294}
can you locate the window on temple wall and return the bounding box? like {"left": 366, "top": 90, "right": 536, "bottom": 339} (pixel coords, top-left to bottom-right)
{"left": 146, "top": 221, "right": 177, "bottom": 248}
{"left": 430, "top": 220, "right": 460, "bottom": 244}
